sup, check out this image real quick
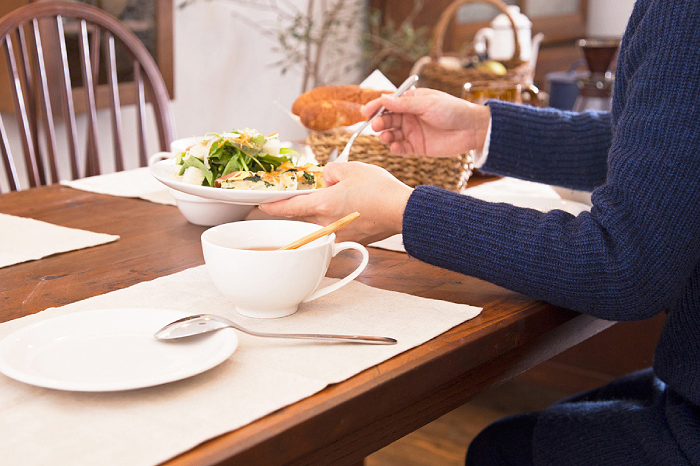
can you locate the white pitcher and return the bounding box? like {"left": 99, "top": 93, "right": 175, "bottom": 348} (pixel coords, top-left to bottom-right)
{"left": 474, "top": 6, "right": 532, "bottom": 62}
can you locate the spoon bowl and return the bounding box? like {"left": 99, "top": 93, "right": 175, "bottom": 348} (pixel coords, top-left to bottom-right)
{"left": 155, "top": 314, "right": 398, "bottom": 345}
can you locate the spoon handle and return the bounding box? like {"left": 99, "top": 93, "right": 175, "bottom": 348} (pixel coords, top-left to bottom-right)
{"left": 243, "top": 330, "right": 397, "bottom": 345}
{"left": 155, "top": 314, "right": 398, "bottom": 345}
{"left": 278, "top": 212, "right": 360, "bottom": 250}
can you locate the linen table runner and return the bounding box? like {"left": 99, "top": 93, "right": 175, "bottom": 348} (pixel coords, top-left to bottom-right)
{"left": 60, "top": 167, "right": 176, "bottom": 205}
{"left": 0, "top": 213, "right": 119, "bottom": 269}
{"left": 0, "top": 265, "right": 481, "bottom": 466}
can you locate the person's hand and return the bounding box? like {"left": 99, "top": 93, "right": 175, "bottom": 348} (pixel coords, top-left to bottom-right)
{"left": 258, "top": 162, "right": 413, "bottom": 244}
{"left": 362, "top": 87, "right": 491, "bottom": 157}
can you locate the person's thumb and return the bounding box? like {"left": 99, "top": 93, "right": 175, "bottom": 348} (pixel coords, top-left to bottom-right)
{"left": 322, "top": 161, "right": 356, "bottom": 187}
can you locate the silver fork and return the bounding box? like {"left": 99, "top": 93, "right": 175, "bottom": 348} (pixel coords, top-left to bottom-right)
{"left": 328, "top": 75, "right": 419, "bottom": 163}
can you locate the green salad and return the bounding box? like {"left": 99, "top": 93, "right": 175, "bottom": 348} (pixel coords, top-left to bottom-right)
{"left": 175, "top": 129, "right": 298, "bottom": 187}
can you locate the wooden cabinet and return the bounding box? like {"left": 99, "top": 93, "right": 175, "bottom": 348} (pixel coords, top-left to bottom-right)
{"left": 369, "top": 0, "right": 587, "bottom": 89}
{"left": 0, "top": 0, "right": 173, "bottom": 112}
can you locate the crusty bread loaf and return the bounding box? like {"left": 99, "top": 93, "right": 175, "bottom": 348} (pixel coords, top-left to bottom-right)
{"left": 298, "top": 100, "right": 365, "bottom": 132}
{"left": 292, "top": 85, "right": 390, "bottom": 116}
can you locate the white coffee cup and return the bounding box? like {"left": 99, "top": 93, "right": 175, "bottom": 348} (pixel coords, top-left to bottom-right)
{"left": 201, "top": 220, "right": 369, "bottom": 319}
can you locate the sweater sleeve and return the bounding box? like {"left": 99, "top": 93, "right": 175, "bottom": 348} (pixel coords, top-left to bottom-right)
{"left": 403, "top": 0, "right": 700, "bottom": 322}
{"left": 481, "top": 102, "right": 612, "bottom": 191}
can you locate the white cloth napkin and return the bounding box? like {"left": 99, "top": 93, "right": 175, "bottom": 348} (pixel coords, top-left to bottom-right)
{"left": 464, "top": 177, "right": 592, "bottom": 215}
{"left": 369, "top": 178, "right": 592, "bottom": 253}
{"left": 369, "top": 234, "right": 405, "bottom": 252}
{"left": 61, "top": 168, "right": 176, "bottom": 205}
{"left": 0, "top": 213, "right": 119, "bottom": 269}
{"left": 0, "top": 265, "right": 481, "bottom": 466}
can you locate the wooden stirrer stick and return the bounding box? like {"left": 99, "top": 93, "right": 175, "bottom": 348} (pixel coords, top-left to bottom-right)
{"left": 278, "top": 212, "right": 360, "bottom": 250}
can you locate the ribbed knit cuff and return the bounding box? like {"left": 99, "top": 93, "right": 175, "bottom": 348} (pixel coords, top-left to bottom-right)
{"left": 484, "top": 101, "right": 610, "bottom": 190}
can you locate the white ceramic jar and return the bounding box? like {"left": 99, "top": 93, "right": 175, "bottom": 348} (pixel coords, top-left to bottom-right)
{"left": 474, "top": 6, "right": 532, "bottom": 62}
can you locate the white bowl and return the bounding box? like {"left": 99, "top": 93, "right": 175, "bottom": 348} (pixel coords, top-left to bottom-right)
{"left": 170, "top": 137, "right": 199, "bottom": 154}
{"left": 170, "top": 189, "right": 254, "bottom": 226}
{"left": 153, "top": 143, "right": 253, "bottom": 226}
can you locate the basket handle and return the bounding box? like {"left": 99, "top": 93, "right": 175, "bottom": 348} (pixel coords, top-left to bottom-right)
{"left": 430, "top": 0, "right": 521, "bottom": 62}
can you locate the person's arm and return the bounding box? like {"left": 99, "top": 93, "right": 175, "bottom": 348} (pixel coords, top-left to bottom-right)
{"left": 482, "top": 102, "right": 612, "bottom": 191}
{"left": 366, "top": 87, "right": 612, "bottom": 191}
{"left": 404, "top": 1, "right": 700, "bottom": 321}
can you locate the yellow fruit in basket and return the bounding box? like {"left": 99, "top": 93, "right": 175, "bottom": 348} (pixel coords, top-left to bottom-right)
{"left": 477, "top": 60, "right": 507, "bottom": 76}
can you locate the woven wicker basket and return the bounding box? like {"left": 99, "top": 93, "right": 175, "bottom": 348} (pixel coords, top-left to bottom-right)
{"left": 306, "top": 132, "right": 473, "bottom": 192}
{"left": 414, "top": 0, "right": 532, "bottom": 98}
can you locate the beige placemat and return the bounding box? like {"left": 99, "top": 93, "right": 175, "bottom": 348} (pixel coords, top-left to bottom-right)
{"left": 0, "top": 265, "right": 481, "bottom": 466}
{"left": 61, "top": 168, "right": 176, "bottom": 205}
{"left": 0, "top": 213, "right": 119, "bottom": 269}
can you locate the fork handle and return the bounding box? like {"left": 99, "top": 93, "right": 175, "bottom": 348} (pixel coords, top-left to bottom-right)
{"left": 351, "top": 75, "right": 418, "bottom": 137}
{"left": 333, "top": 75, "right": 418, "bottom": 163}
{"left": 394, "top": 75, "right": 419, "bottom": 96}
{"left": 363, "top": 75, "right": 418, "bottom": 123}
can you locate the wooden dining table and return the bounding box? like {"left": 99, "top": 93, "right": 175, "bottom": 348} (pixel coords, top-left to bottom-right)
{"left": 0, "top": 183, "right": 614, "bottom": 466}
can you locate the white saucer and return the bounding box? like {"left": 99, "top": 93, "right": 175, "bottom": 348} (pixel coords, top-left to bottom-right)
{"left": 0, "top": 308, "right": 237, "bottom": 392}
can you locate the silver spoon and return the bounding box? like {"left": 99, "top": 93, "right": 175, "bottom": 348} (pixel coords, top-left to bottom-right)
{"left": 328, "top": 74, "right": 419, "bottom": 163}
{"left": 154, "top": 314, "right": 398, "bottom": 345}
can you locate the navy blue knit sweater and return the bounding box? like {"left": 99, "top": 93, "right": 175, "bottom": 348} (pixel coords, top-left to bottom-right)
{"left": 403, "top": 1, "right": 700, "bottom": 464}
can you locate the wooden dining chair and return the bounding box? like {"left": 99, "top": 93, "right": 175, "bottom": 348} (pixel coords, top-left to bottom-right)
{"left": 0, "top": 1, "right": 174, "bottom": 192}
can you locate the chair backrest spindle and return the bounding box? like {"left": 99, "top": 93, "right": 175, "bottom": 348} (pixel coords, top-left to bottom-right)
{"left": 16, "top": 25, "right": 47, "bottom": 185}
{"left": 4, "top": 32, "right": 41, "bottom": 187}
{"left": 31, "top": 18, "right": 60, "bottom": 184}
{"left": 78, "top": 19, "right": 100, "bottom": 177}
{"left": 0, "top": 116, "right": 21, "bottom": 191}
{"left": 106, "top": 32, "right": 124, "bottom": 172}
{"left": 134, "top": 61, "right": 147, "bottom": 167}
{"left": 55, "top": 14, "right": 81, "bottom": 180}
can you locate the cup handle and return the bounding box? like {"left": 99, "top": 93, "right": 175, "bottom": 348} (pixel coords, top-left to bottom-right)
{"left": 148, "top": 151, "right": 173, "bottom": 167}
{"left": 302, "top": 241, "right": 369, "bottom": 303}
{"left": 521, "top": 84, "right": 541, "bottom": 107}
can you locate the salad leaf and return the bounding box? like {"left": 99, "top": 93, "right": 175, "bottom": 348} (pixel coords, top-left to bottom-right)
{"left": 178, "top": 153, "right": 214, "bottom": 186}
{"left": 175, "top": 129, "right": 297, "bottom": 187}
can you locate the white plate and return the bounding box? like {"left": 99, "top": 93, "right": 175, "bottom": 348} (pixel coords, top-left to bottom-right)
{"left": 150, "top": 157, "right": 318, "bottom": 206}
{"left": 0, "top": 308, "right": 237, "bottom": 392}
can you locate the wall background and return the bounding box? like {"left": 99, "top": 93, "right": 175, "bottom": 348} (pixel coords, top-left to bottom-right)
{"left": 174, "top": 0, "right": 637, "bottom": 142}
{"left": 587, "top": 0, "right": 635, "bottom": 36}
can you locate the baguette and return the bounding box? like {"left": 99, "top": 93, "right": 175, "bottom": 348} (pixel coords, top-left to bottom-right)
{"left": 292, "top": 85, "right": 390, "bottom": 116}
{"left": 298, "top": 100, "right": 365, "bottom": 132}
